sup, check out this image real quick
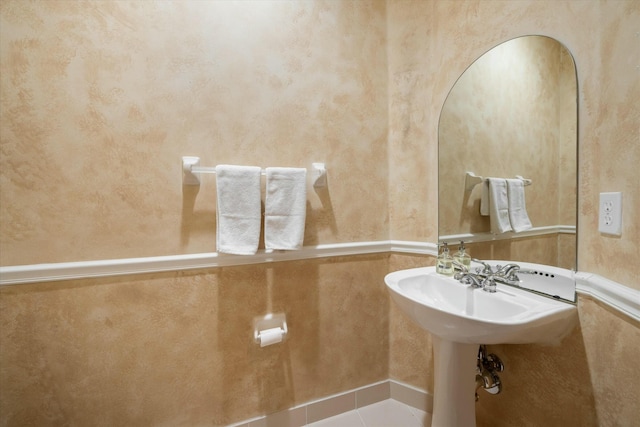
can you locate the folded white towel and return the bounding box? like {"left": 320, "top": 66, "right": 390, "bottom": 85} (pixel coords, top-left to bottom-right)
{"left": 480, "top": 179, "right": 490, "bottom": 216}
{"left": 215, "top": 165, "right": 262, "bottom": 255}
{"left": 506, "top": 178, "right": 533, "bottom": 232}
{"left": 265, "top": 167, "right": 307, "bottom": 250}
{"left": 481, "top": 178, "right": 512, "bottom": 234}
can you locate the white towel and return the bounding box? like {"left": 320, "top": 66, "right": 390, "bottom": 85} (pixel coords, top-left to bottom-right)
{"left": 481, "top": 178, "right": 512, "bottom": 234}
{"left": 215, "top": 165, "right": 262, "bottom": 255}
{"left": 265, "top": 167, "right": 307, "bottom": 250}
{"left": 506, "top": 178, "right": 533, "bottom": 232}
{"left": 480, "top": 179, "right": 490, "bottom": 216}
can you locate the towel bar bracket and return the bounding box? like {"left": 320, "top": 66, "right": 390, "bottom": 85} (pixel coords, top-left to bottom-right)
{"left": 465, "top": 171, "right": 484, "bottom": 191}
{"left": 181, "top": 156, "right": 327, "bottom": 188}
{"left": 182, "top": 156, "right": 202, "bottom": 185}
{"left": 312, "top": 162, "right": 327, "bottom": 188}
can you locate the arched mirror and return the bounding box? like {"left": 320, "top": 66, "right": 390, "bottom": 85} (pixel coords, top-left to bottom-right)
{"left": 438, "top": 36, "right": 577, "bottom": 271}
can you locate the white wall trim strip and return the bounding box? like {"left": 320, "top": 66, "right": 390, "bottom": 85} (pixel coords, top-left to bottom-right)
{"left": 0, "top": 241, "right": 437, "bottom": 286}
{"left": 575, "top": 272, "right": 640, "bottom": 322}
{"left": 439, "top": 225, "right": 576, "bottom": 244}
{"left": 1, "top": 239, "right": 636, "bottom": 323}
{"left": 388, "top": 240, "right": 439, "bottom": 256}
{"left": 0, "top": 241, "right": 389, "bottom": 286}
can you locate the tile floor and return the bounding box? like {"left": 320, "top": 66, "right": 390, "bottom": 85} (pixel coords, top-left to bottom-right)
{"left": 306, "top": 399, "right": 431, "bottom": 427}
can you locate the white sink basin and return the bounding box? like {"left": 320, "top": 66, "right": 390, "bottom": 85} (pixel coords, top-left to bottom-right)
{"left": 385, "top": 266, "right": 577, "bottom": 345}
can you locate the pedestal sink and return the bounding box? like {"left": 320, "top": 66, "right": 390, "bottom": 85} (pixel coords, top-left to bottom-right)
{"left": 385, "top": 263, "right": 577, "bottom": 427}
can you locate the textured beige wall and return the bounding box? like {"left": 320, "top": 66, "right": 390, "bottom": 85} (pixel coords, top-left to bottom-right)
{"left": 388, "top": 254, "right": 434, "bottom": 393}
{"left": 475, "top": 295, "right": 640, "bottom": 427}
{"left": 0, "top": 0, "right": 389, "bottom": 265}
{"left": 0, "top": 2, "right": 391, "bottom": 425}
{"left": 1, "top": 0, "right": 639, "bottom": 426}
{"left": 388, "top": 0, "right": 639, "bottom": 289}
{"left": 0, "top": 255, "right": 389, "bottom": 426}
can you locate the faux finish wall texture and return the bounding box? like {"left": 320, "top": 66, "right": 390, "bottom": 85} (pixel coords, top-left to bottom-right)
{"left": 0, "top": 255, "right": 390, "bottom": 426}
{"left": 0, "top": 0, "right": 389, "bottom": 265}
{"left": 1, "top": 0, "right": 639, "bottom": 426}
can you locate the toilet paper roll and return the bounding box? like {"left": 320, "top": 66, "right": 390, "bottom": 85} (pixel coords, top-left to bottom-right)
{"left": 259, "top": 327, "right": 284, "bottom": 347}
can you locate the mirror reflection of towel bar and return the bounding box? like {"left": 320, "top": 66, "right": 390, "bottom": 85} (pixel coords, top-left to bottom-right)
{"left": 465, "top": 171, "right": 532, "bottom": 191}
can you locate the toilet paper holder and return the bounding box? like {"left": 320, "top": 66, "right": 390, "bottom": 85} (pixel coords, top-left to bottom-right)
{"left": 253, "top": 313, "right": 288, "bottom": 346}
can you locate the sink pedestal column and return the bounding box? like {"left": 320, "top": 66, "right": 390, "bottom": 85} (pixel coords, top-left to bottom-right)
{"left": 431, "top": 336, "right": 478, "bottom": 427}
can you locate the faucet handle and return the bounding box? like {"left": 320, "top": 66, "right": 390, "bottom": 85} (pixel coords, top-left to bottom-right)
{"left": 496, "top": 263, "right": 521, "bottom": 283}
{"left": 482, "top": 275, "right": 497, "bottom": 293}
{"left": 452, "top": 259, "right": 469, "bottom": 273}
{"left": 471, "top": 258, "right": 493, "bottom": 274}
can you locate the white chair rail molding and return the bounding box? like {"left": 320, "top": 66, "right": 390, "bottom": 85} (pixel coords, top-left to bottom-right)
{"left": 1, "top": 240, "right": 637, "bottom": 323}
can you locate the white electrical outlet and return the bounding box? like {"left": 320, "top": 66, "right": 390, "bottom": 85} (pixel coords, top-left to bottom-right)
{"left": 598, "top": 192, "right": 622, "bottom": 236}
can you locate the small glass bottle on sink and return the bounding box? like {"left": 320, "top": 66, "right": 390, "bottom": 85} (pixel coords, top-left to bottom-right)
{"left": 436, "top": 242, "right": 454, "bottom": 276}
{"left": 454, "top": 240, "right": 471, "bottom": 271}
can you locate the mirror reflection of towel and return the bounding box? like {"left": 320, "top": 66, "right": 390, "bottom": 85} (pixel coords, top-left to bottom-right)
{"left": 506, "top": 178, "right": 532, "bottom": 232}
{"left": 481, "top": 178, "right": 512, "bottom": 234}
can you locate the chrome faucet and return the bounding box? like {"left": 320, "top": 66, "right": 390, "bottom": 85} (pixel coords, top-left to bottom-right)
{"left": 454, "top": 270, "right": 497, "bottom": 292}
{"left": 456, "top": 272, "right": 484, "bottom": 288}
{"left": 454, "top": 259, "right": 520, "bottom": 293}
{"left": 482, "top": 275, "right": 497, "bottom": 293}
{"left": 493, "top": 263, "right": 521, "bottom": 285}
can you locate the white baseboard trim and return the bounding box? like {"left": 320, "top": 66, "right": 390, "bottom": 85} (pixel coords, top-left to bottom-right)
{"left": 1, "top": 239, "right": 637, "bottom": 322}
{"left": 389, "top": 379, "right": 432, "bottom": 413}
{"left": 227, "top": 379, "right": 431, "bottom": 427}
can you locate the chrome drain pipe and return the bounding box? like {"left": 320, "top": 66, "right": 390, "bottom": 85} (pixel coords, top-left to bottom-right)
{"left": 475, "top": 344, "right": 504, "bottom": 401}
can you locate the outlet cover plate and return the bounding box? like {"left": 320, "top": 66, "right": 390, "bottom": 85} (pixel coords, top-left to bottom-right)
{"left": 598, "top": 192, "right": 622, "bottom": 236}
